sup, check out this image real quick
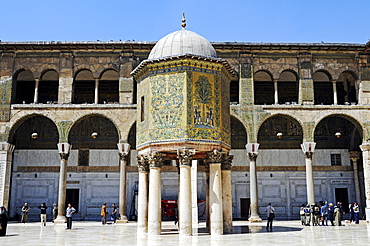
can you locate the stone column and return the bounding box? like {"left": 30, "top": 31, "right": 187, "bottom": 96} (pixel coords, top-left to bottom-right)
{"left": 0, "top": 143, "right": 15, "bottom": 208}
{"left": 248, "top": 152, "right": 262, "bottom": 222}
{"left": 274, "top": 79, "right": 278, "bottom": 104}
{"left": 118, "top": 151, "right": 129, "bottom": 223}
{"left": 147, "top": 152, "right": 163, "bottom": 235}
{"left": 207, "top": 149, "right": 223, "bottom": 235}
{"left": 54, "top": 143, "right": 71, "bottom": 223}
{"left": 349, "top": 151, "right": 362, "bottom": 206}
{"left": 332, "top": 80, "right": 338, "bottom": 105}
{"left": 177, "top": 148, "right": 195, "bottom": 236}
{"left": 221, "top": 154, "right": 234, "bottom": 233}
{"left": 34, "top": 78, "right": 40, "bottom": 103}
{"left": 302, "top": 149, "right": 315, "bottom": 205}
{"left": 94, "top": 78, "right": 99, "bottom": 104}
{"left": 137, "top": 155, "right": 149, "bottom": 232}
{"left": 360, "top": 142, "right": 370, "bottom": 221}
{"left": 204, "top": 159, "right": 210, "bottom": 231}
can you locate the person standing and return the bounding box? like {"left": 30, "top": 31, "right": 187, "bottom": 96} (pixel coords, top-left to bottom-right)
{"left": 353, "top": 202, "right": 360, "bottom": 224}
{"left": 304, "top": 204, "right": 311, "bottom": 226}
{"left": 334, "top": 205, "right": 341, "bottom": 226}
{"left": 66, "top": 203, "right": 76, "bottom": 229}
{"left": 265, "top": 203, "right": 275, "bottom": 231}
{"left": 101, "top": 203, "right": 108, "bottom": 225}
{"left": 349, "top": 202, "right": 354, "bottom": 223}
{"left": 299, "top": 204, "right": 306, "bottom": 225}
{"left": 0, "top": 206, "right": 8, "bottom": 236}
{"left": 328, "top": 203, "right": 335, "bottom": 226}
{"left": 21, "top": 202, "right": 30, "bottom": 224}
{"left": 111, "top": 203, "right": 117, "bottom": 224}
{"left": 38, "top": 203, "right": 48, "bottom": 226}
{"left": 52, "top": 204, "right": 58, "bottom": 223}
{"left": 320, "top": 201, "right": 328, "bottom": 226}
{"left": 312, "top": 203, "right": 320, "bottom": 226}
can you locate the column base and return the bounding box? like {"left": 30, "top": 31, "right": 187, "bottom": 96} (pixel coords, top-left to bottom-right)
{"left": 53, "top": 216, "right": 66, "bottom": 224}
{"left": 116, "top": 215, "right": 128, "bottom": 223}
{"left": 248, "top": 215, "right": 262, "bottom": 222}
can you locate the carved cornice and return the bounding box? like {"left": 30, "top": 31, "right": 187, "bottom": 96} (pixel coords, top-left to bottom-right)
{"left": 148, "top": 151, "right": 164, "bottom": 168}
{"left": 177, "top": 148, "right": 195, "bottom": 167}
{"left": 248, "top": 152, "right": 258, "bottom": 162}
{"left": 136, "top": 155, "right": 149, "bottom": 172}
{"left": 221, "top": 154, "right": 234, "bottom": 170}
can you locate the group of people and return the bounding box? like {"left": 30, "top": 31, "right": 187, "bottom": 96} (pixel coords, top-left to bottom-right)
{"left": 300, "top": 201, "right": 360, "bottom": 226}
{"left": 101, "top": 203, "right": 118, "bottom": 225}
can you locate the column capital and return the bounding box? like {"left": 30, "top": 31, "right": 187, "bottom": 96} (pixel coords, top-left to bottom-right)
{"left": 119, "top": 152, "right": 130, "bottom": 161}
{"left": 349, "top": 151, "right": 361, "bottom": 161}
{"left": 206, "top": 149, "right": 224, "bottom": 164}
{"left": 0, "top": 142, "right": 15, "bottom": 153}
{"left": 177, "top": 148, "right": 195, "bottom": 167}
{"left": 137, "top": 155, "right": 149, "bottom": 172}
{"left": 248, "top": 152, "right": 258, "bottom": 162}
{"left": 360, "top": 142, "right": 370, "bottom": 152}
{"left": 148, "top": 151, "right": 164, "bottom": 168}
{"left": 59, "top": 153, "right": 70, "bottom": 160}
{"left": 304, "top": 152, "right": 314, "bottom": 159}
{"left": 221, "top": 154, "right": 233, "bottom": 170}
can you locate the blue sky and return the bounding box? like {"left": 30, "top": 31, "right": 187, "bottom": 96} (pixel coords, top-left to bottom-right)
{"left": 1, "top": 0, "right": 369, "bottom": 44}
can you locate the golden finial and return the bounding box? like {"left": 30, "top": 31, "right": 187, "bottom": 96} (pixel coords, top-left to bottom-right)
{"left": 181, "top": 12, "right": 186, "bottom": 29}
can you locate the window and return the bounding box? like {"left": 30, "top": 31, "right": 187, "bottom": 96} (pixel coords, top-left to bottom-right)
{"left": 78, "top": 148, "right": 89, "bottom": 166}
{"left": 331, "top": 154, "right": 341, "bottom": 166}
{"left": 141, "top": 96, "right": 145, "bottom": 121}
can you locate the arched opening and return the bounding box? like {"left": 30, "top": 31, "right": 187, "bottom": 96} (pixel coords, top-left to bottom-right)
{"left": 99, "top": 70, "right": 119, "bottom": 104}
{"left": 9, "top": 115, "right": 59, "bottom": 149}
{"left": 230, "top": 116, "right": 247, "bottom": 149}
{"left": 337, "top": 71, "right": 358, "bottom": 105}
{"left": 313, "top": 71, "right": 333, "bottom": 105}
{"left": 314, "top": 115, "right": 362, "bottom": 151}
{"left": 69, "top": 115, "right": 119, "bottom": 167}
{"left": 278, "top": 70, "right": 298, "bottom": 104}
{"left": 73, "top": 70, "right": 95, "bottom": 104}
{"left": 39, "top": 70, "right": 59, "bottom": 104}
{"left": 254, "top": 70, "right": 274, "bottom": 105}
{"left": 258, "top": 114, "right": 303, "bottom": 149}
{"left": 12, "top": 70, "right": 35, "bottom": 104}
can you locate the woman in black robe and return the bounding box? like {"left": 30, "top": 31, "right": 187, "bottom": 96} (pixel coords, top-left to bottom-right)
{"left": 0, "top": 206, "right": 9, "bottom": 236}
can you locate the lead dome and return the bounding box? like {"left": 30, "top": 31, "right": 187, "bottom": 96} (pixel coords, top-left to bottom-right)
{"left": 148, "top": 29, "right": 217, "bottom": 59}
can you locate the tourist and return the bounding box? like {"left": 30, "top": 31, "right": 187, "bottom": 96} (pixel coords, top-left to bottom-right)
{"left": 328, "top": 203, "right": 335, "bottom": 226}
{"left": 349, "top": 202, "right": 355, "bottom": 223}
{"left": 334, "top": 204, "right": 341, "bottom": 226}
{"left": 265, "top": 203, "right": 275, "bottom": 231}
{"left": 101, "top": 203, "right": 108, "bottom": 225}
{"left": 0, "top": 206, "right": 8, "bottom": 236}
{"left": 111, "top": 203, "right": 117, "bottom": 224}
{"left": 52, "top": 204, "right": 58, "bottom": 223}
{"left": 304, "top": 204, "right": 311, "bottom": 226}
{"left": 66, "top": 203, "right": 76, "bottom": 229}
{"left": 299, "top": 204, "right": 306, "bottom": 225}
{"left": 38, "top": 203, "right": 48, "bottom": 226}
{"left": 353, "top": 202, "right": 360, "bottom": 224}
{"left": 21, "top": 202, "right": 30, "bottom": 224}
{"left": 320, "top": 201, "right": 328, "bottom": 226}
{"left": 312, "top": 203, "right": 320, "bottom": 226}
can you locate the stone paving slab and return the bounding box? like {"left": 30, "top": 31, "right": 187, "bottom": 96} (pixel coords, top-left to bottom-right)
{"left": 1, "top": 220, "right": 370, "bottom": 245}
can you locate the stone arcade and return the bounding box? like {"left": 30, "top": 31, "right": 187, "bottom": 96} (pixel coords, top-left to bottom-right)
{"left": 1, "top": 18, "right": 370, "bottom": 235}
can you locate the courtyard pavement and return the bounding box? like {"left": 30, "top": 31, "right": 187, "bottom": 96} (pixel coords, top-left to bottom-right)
{"left": 1, "top": 220, "right": 370, "bottom": 245}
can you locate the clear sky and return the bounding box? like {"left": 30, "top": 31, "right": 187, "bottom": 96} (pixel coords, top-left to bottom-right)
{"left": 1, "top": 0, "right": 369, "bottom": 44}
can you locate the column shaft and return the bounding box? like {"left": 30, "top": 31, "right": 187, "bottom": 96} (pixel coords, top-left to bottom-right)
{"left": 137, "top": 170, "right": 149, "bottom": 232}
{"left": 333, "top": 80, "right": 338, "bottom": 105}
{"left": 148, "top": 167, "right": 162, "bottom": 235}
{"left": 222, "top": 169, "right": 232, "bottom": 232}
{"left": 179, "top": 164, "right": 192, "bottom": 235}
{"left": 209, "top": 163, "right": 223, "bottom": 235}
{"left": 360, "top": 143, "right": 370, "bottom": 221}
{"left": 34, "top": 79, "right": 40, "bottom": 103}
{"left": 118, "top": 155, "right": 128, "bottom": 222}
{"left": 249, "top": 155, "right": 261, "bottom": 222}
{"left": 274, "top": 80, "right": 278, "bottom": 104}
{"left": 305, "top": 155, "right": 315, "bottom": 204}
{"left": 55, "top": 158, "right": 68, "bottom": 222}
{"left": 0, "top": 143, "right": 15, "bottom": 208}
{"left": 94, "top": 79, "right": 99, "bottom": 104}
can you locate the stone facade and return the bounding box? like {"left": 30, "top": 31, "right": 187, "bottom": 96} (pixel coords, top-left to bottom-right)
{"left": 1, "top": 40, "right": 370, "bottom": 221}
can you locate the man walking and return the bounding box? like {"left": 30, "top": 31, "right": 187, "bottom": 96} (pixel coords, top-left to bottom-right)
{"left": 265, "top": 203, "right": 275, "bottom": 231}
{"left": 38, "top": 203, "right": 48, "bottom": 226}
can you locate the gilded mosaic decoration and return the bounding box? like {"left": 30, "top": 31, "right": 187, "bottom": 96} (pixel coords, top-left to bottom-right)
{"left": 0, "top": 77, "right": 12, "bottom": 122}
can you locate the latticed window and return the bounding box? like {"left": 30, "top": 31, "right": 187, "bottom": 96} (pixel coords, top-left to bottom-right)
{"left": 331, "top": 154, "right": 341, "bottom": 166}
